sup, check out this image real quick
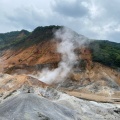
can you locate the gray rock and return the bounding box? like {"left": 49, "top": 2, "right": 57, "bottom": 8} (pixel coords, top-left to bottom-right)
{"left": 0, "top": 93, "right": 81, "bottom": 120}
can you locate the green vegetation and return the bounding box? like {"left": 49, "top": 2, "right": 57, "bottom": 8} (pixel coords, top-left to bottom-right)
{"left": 0, "top": 25, "right": 61, "bottom": 50}
{"left": 14, "top": 25, "right": 62, "bottom": 50}
{"left": 90, "top": 40, "right": 120, "bottom": 68}
{"left": 26, "top": 25, "right": 62, "bottom": 46}
{"left": 0, "top": 30, "right": 30, "bottom": 50}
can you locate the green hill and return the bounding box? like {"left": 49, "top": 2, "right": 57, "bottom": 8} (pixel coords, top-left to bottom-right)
{"left": 0, "top": 30, "right": 30, "bottom": 50}
{"left": 90, "top": 40, "right": 120, "bottom": 68}
{"left": 0, "top": 25, "right": 61, "bottom": 50}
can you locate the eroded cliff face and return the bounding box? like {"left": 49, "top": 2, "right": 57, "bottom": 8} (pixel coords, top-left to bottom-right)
{"left": 78, "top": 47, "right": 93, "bottom": 70}
{"left": 0, "top": 39, "right": 120, "bottom": 103}
{"left": 0, "top": 39, "right": 61, "bottom": 73}
{"left": 59, "top": 48, "right": 120, "bottom": 102}
{"left": 0, "top": 40, "right": 93, "bottom": 73}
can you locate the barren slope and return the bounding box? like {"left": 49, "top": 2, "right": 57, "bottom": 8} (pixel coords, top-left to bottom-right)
{"left": 0, "top": 26, "right": 120, "bottom": 120}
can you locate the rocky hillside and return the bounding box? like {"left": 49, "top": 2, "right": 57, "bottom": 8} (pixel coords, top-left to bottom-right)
{"left": 0, "top": 26, "right": 120, "bottom": 97}
{"left": 0, "top": 25, "right": 120, "bottom": 120}
{"left": 0, "top": 73, "right": 120, "bottom": 120}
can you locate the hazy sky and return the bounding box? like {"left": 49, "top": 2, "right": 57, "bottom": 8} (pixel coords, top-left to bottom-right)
{"left": 0, "top": 0, "right": 120, "bottom": 43}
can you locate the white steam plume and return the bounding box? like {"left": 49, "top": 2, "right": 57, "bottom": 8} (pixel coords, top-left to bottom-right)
{"left": 31, "top": 27, "right": 89, "bottom": 84}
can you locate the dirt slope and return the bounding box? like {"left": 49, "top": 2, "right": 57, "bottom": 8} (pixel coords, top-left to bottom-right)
{"left": 0, "top": 37, "right": 120, "bottom": 103}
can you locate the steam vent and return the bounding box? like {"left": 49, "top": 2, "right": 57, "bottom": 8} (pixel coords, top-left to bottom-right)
{"left": 0, "top": 26, "right": 120, "bottom": 120}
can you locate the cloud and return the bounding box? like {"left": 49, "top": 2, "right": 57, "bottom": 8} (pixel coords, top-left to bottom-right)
{"left": 0, "top": 0, "right": 120, "bottom": 43}
{"left": 5, "top": 6, "right": 48, "bottom": 29}
{"left": 52, "top": 0, "right": 89, "bottom": 18}
{"left": 0, "top": 0, "right": 53, "bottom": 32}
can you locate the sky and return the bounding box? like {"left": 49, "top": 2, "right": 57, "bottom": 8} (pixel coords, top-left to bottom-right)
{"left": 0, "top": 0, "right": 120, "bottom": 43}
